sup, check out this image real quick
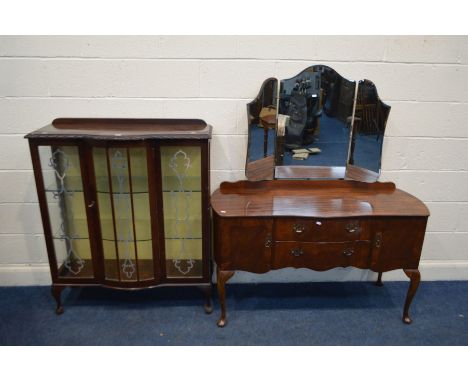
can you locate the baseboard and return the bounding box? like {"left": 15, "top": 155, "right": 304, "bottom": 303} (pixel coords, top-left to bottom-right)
{"left": 0, "top": 261, "right": 467, "bottom": 286}
{"left": 0, "top": 264, "right": 51, "bottom": 286}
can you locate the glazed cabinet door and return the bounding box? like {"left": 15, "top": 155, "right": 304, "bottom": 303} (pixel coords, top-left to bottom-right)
{"left": 31, "top": 142, "right": 97, "bottom": 282}
{"left": 157, "top": 142, "right": 209, "bottom": 281}
{"left": 91, "top": 144, "right": 158, "bottom": 284}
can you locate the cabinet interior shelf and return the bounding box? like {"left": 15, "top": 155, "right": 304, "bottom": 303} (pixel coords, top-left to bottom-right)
{"left": 53, "top": 237, "right": 202, "bottom": 241}
{"left": 53, "top": 216, "right": 202, "bottom": 242}
{"left": 45, "top": 175, "right": 202, "bottom": 194}
{"left": 57, "top": 258, "right": 204, "bottom": 280}
{"left": 165, "top": 237, "right": 203, "bottom": 240}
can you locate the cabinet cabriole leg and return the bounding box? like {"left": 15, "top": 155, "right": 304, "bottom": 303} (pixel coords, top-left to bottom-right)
{"left": 201, "top": 284, "right": 213, "bottom": 314}
{"left": 375, "top": 272, "right": 384, "bottom": 287}
{"left": 216, "top": 269, "right": 234, "bottom": 327}
{"left": 402, "top": 269, "right": 421, "bottom": 324}
{"left": 51, "top": 285, "right": 65, "bottom": 315}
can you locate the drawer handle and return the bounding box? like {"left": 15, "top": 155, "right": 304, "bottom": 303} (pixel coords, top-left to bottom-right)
{"left": 291, "top": 248, "right": 304, "bottom": 257}
{"left": 265, "top": 234, "right": 272, "bottom": 248}
{"left": 88, "top": 201, "right": 95, "bottom": 208}
{"left": 345, "top": 222, "right": 359, "bottom": 233}
{"left": 342, "top": 248, "right": 354, "bottom": 257}
{"left": 293, "top": 223, "right": 306, "bottom": 234}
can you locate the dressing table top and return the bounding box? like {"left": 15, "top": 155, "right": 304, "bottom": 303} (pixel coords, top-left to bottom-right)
{"left": 211, "top": 180, "right": 429, "bottom": 218}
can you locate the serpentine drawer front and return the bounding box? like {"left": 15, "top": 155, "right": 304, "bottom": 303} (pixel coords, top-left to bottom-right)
{"left": 211, "top": 180, "right": 429, "bottom": 327}
{"left": 273, "top": 240, "right": 372, "bottom": 270}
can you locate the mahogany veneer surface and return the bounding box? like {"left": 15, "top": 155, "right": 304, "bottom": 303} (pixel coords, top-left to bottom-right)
{"left": 211, "top": 179, "right": 429, "bottom": 327}
{"left": 211, "top": 179, "right": 429, "bottom": 218}
{"left": 27, "top": 118, "right": 213, "bottom": 315}
{"left": 25, "top": 118, "right": 212, "bottom": 140}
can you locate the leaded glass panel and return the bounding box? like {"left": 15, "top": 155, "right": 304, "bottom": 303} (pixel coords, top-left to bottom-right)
{"left": 38, "top": 145, "right": 93, "bottom": 278}
{"left": 93, "top": 147, "right": 153, "bottom": 282}
{"left": 160, "top": 146, "right": 203, "bottom": 278}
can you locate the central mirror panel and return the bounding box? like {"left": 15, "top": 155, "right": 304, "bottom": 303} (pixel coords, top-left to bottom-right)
{"left": 275, "top": 65, "right": 356, "bottom": 179}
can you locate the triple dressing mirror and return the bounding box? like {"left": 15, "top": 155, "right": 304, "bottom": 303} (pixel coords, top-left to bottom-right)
{"left": 245, "top": 65, "right": 390, "bottom": 182}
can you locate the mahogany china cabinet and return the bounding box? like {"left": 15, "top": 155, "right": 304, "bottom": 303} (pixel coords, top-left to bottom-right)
{"left": 26, "top": 118, "right": 213, "bottom": 314}
{"left": 212, "top": 65, "right": 430, "bottom": 327}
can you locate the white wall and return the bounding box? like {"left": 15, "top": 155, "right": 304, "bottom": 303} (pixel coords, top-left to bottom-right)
{"left": 1, "top": 35, "right": 467, "bottom": 285}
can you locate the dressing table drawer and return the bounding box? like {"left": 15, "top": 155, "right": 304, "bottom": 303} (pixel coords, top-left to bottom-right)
{"left": 274, "top": 218, "right": 369, "bottom": 242}
{"left": 273, "top": 241, "right": 372, "bottom": 270}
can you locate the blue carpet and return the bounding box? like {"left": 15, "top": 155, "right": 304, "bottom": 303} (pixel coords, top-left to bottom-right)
{"left": 0, "top": 282, "right": 467, "bottom": 345}
{"left": 248, "top": 124, "right": 276, "bottom": 161}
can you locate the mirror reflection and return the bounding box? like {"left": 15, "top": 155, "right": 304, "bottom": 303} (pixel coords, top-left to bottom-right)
{"left": 348, "top": 80, "right": 390, "bottom": 176}
{"left": 276, "top": 65, "right": 356, "bottom": 171}
{"left": 244, "top": 65, "right": 390, "bottom": 182}
{"left": 245, "top": 78, "right": 278, "bottom": 180}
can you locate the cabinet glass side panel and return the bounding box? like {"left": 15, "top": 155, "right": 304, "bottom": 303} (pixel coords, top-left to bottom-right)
{"left": 93, "top": 147, "right": 154, "bottom": 282}
{"left": 160, "top": 146, "right": 203, "bottom": 278}
{"left": 38, "top": 146, "right": 93, "bottom": 278}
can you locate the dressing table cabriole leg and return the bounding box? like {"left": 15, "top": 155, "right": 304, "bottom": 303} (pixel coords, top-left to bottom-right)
{"left": 402, "top": 269, "right": 421, "bottom": 324}
{"left": 216, "top": 269, "right": 234, "bottom": 328}
{"left": 51, "top": 285, "right": 65, "bottom": 315}
{"left": 375, "top": 272, "right": 384, "bottom": 287}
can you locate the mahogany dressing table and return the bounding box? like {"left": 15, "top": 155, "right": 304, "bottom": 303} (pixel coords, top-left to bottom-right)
{"left": 211, "top": 65, "right": 429, "bottom": 327}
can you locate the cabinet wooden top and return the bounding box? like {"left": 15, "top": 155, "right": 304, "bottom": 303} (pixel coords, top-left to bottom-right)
{"left": 25, "top": 118, "right": 212, "bottom": 140}
{"left": 211, "top": 180, "right": 430, "bottom": 218}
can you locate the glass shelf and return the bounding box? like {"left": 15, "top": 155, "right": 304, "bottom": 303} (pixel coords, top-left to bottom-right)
{"left": 162, "top": 176, "right": 201, "bottom": 192}
{"left": 45, "top": 175, "right": 202, "bottom": 194}
{"left": 52, "top": 237, "right": 154, "bottom": 242}
{"left": 101, "top": 259, "right": 155, "bottom": 282}
{"left": 165, "top": 237, "right": 202, "bottom": 240}
{"left": 44, "top": 175, "right": 84, "bottom": 194}
{"left": 99, "top": 217, "right": 152, "bottom": 242}
{"left": 58, "top": 258, "right": 155, "bottom": 281}
{"left": 165, "top": 259, "right": 203, "bottom": 279}
{"left": 103, "top": 238, "right": 152, "bottom": 242}
{"left": 162, "top": 217, "right": 202, "bottom": 239}
{"left": 51, "top": 217, "right": 153, "bottom": 242}
{"left": 57, "top": 259, "right": 94, "bottom": 279}
{"left": 52, "top": 235, "right": 88, "bottom": 240}
{"left": 45, "top": 175, "right": 151, "bottom": 194}
{"left": 95, "top": 175, "right": 149, "bottom": 194}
